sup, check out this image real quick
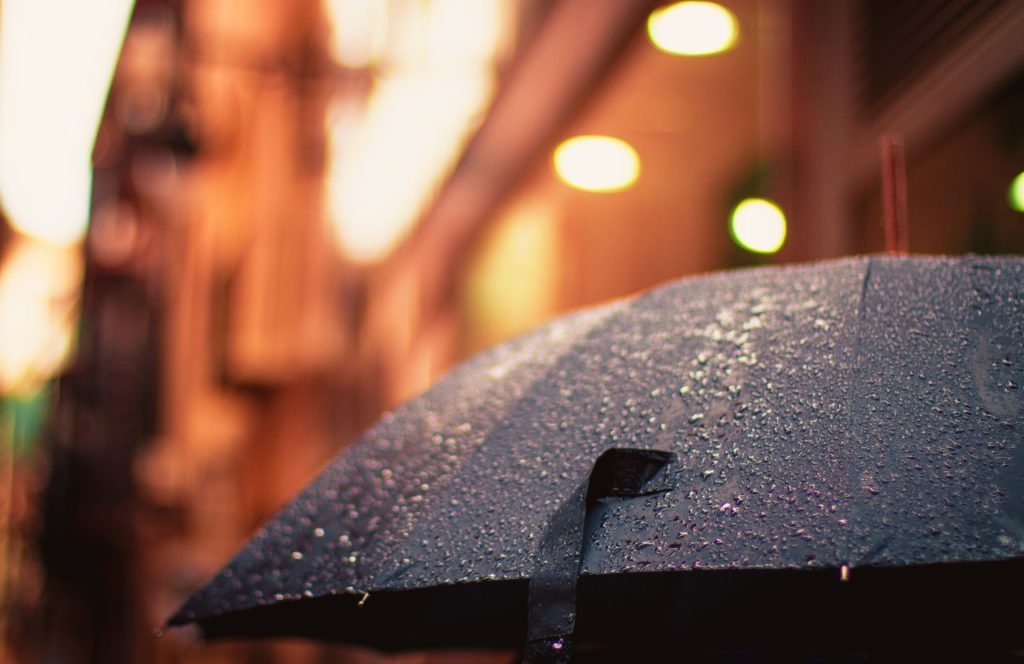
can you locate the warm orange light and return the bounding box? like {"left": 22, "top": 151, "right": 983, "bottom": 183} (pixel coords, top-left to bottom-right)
{"left": 647, "top": 2, "right": 738, "bottom": 57}
{"left": 0, "top": 0, "right": 134, "bottom": 245}
{"left": 465, "top": 199, "right": 559, "bottom": 351}
{"left": 553, "top": 136, "right": 640, "bottom": 193}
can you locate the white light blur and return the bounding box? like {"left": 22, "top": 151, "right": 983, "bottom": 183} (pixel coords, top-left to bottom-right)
{"left": 324, "top": 0, "right": 510, "bottom": 263}
{"left": 0, "top": 0, "right": 135, "bottom": 246}
{"left": 730, "top": 197, "right": 787, "bottom": 254}
{"left": 553, "top": 136, "right": 640, "bottom": 193}
{"left": 0, "top": 239, "right": 82, "bottom": 395}
{"left": 323, "top": 0, "right": 389, "bottom": 68}
{"left": 647, "top": 2, "right": 738, "bottom": 57}
{"left": 422, "top": 0, "right": 507, "bottom": 65}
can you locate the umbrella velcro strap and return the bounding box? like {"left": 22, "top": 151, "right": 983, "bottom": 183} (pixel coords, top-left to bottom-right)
{"left": 587, "top": 448, "right": 675, "bottom": 498}
{"left": 524, "top": 448, "right": 676, "bottom": 664}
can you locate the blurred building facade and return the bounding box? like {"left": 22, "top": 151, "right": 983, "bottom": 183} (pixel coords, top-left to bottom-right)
{"left": 2, "top": 0, "right": 1023, "bottom": 663}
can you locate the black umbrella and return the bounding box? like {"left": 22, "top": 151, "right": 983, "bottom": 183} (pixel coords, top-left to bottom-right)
{"left": 170, "top": 255, "right": 1024, "bottom": 661}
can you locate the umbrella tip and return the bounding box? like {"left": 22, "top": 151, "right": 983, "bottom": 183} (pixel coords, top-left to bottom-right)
{"left": 880, "top": 134, "right": 909, "bottom": 256}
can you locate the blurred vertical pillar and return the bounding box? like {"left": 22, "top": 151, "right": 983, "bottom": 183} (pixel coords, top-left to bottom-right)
{"left": 36, "top": 4, "right": 172, "bottom": 663}
{"left": 159, "top": 0, "right": 342, "bottom": 641}
{"left": 785, "top": 0, "right": 855, "bottom": 258}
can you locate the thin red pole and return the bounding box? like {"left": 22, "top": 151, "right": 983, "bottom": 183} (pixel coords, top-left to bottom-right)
{"left": 880, "top": 134, "right": 908, "bottom": 255}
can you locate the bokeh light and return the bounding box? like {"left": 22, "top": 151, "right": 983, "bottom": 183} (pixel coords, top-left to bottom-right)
{"left": 553, "top": 135, "right": 640, "bottom": 192}
{"left": 1009, "top": 171, "right": 1024, "bottom": 213}
{"left": 729, "top": 197, "right": 787, "bottom": 254}
{"left": 0, "top": 239, "right": 81, "bottom": 395}
{"left": 647, "top": 2, "right": 738, "bottom": 57}
{"left": 323, "top": 0, "right": 389, "bottom": 68}
{"left": 324, "top": 0, "right": 508, "bottom": 263}
{"left": 0, "top": 0, "right": 134, "bottom": 245}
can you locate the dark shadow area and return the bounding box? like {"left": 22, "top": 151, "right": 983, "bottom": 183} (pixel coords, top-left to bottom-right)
{"left": 192, "top": 558, "right": 1024, "bottom": 661}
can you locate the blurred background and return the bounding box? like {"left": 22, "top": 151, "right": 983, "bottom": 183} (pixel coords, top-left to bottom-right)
{"left": 0, "top": 0, "right": 1023, "bottom": 662}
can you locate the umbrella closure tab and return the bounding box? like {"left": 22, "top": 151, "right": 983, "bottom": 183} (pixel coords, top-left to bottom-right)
{"left": 524, "top": 448, "right": 676, "bottom": 663}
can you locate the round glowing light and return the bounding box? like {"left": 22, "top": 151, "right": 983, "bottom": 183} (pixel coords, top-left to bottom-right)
{"left": 647, "top": 2, "right": 738, "bottom": 56}
{"left": 730, "top": 197, "right": 786, "bottom": 254}
{"left": 1009, "top": 171, "right": 1024, "bottom": 213}
{"left": 553, "top": 135, "right": 640, "bottom": 193}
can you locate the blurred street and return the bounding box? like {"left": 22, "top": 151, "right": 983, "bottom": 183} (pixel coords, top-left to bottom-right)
{"left": 1, "top": 0, "right": 1023, "bottom": 662}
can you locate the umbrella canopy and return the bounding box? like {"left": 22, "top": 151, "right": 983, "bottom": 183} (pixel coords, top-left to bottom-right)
{"left": 171, "top": 255, "right": 1024, "bottom": 659}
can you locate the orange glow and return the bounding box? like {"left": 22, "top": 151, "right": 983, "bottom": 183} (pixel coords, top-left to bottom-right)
{"left": 0, "top": 0, "right": 134, "bottom": 245}
{"left": 553, "top": 136, "right": 640, "bottom": 192}
{"left": 465, "top": 199, "right": 560, "bottom": 350}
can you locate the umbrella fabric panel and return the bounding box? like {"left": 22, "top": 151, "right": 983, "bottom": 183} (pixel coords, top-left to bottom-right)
{"left": 575, "top": 256, "right": 1024, "bottom": 575}
{"left": 385, "top": 258, "right": 869, "bottom": 588}
{"left": 837, "top": 256, "right": 1024, "bottom": 565}
{"left": 172, "top": 301, "right": 625, "bottom": 624}
{"left": 173, "top": 255, "right": 1024, "bottom": 634}
{"left": 582, "top": 255, "right": 866, "bottom": 573}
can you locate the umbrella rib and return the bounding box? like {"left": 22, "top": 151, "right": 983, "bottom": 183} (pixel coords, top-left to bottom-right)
{"left": 848, "top": 256, "right": 878, "bottom": 567}
{"left": 850, "top": 256, "right": 876, "bottom": 440}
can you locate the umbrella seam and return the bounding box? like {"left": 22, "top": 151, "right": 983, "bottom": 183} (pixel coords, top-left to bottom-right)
{"left": 849, "top": 255, "right": 875, "bottom": 567}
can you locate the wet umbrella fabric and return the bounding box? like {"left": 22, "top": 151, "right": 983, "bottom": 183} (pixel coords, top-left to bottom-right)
{"left": 171, "top": 256, "right": 1024, "bottom": 657}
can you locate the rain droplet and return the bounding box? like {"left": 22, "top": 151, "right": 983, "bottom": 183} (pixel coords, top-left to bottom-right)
{"left": 291, "top": 551, "right": 303, "bottom": 560}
